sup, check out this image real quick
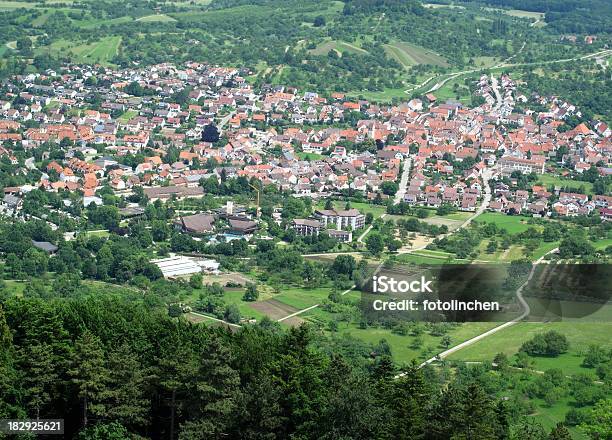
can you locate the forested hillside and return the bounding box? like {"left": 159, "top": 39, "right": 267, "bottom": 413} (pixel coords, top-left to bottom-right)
{"left": 1, "top": 0, "right": 608, "bottom": 97}
{"left": 449, "top": 0, "right": 612, "bottom": 33}
{"left": 0, "top": 295, "right": 596, "bottom": 439}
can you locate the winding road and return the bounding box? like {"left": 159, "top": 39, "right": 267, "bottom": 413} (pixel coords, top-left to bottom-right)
{"left": 405, "top": 44, "right": 610, "bottom": 98}
{"left": 410, "top": 247, "right": 559, "bottom": 372}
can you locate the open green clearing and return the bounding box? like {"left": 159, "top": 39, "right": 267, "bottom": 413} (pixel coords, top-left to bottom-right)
{"left": 274, "top": 286, "right": 331, "bottom": 310}
{"left": 383, "top": 41, "right": 449, "bottom": 68}
{"left": 451, "top": 317, "right": 611, "bottom": 438}
{"left": 309, "top": 40, "right": 368, "bottom": 57}
{"left": 345, "top": 86, "right": 409, "bottom": 102}
{"left": 473, "top": 212, "right": 535, "bottom": 234}
{"left": 315, "top": 200, "right": 387, "bottom": 218}
{"left": 422, "top": 3, "right": 465, "bottom": 9}
{"left": 118, "top": 109, "right": 139, "bottom": 122}
{"left": 36, "top": 36, "right": 121, "bottom": 66}
{"left": 393, "top": 252, "right": 465, "bottom": 265}
{"left": 135, "top": 14, "right": 177, "bottom": 22}
{"left": 505, "top": 9, "right": 545, "bottom": 20}
{"left": 536, "top": 174, "right": 594, "bottom": 195}
{"left": 296, "top": 152, "right": 325, "bottom": 161}
{"left": 0, "top": 1, "right": 37, "bottom": 10}
{"left": 314, "top": 318, "right": 500, "bottom": 365}
{"left": 476, "top": 239, "right": 559, "bottom": 262}
{"left": 448, "top": 319, "right": 612, "bottom": 377}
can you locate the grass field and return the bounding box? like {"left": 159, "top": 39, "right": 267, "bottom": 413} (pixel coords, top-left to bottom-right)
{"left": 38, "top": 36, "right": 121, "bottom": 66}
{"left": 422, "top": 3, "right": 465, "bottom": 9}
{"left": 163, "top": 0, "right": 212, "bottom": 6}
{"left": 0, "top": 1, "right": 37, "bottom": 10}
{"left": 393, "top": 252, "right": 463, "bottom": 265}
{"left": 218, "top": 289, "right": 268, "bottom": 320}
{"left": 274, "top": 286, "right": 332, "bottom": 310}
{"left": 322, "top": 320, "right": 499, "bottom": 365}
{"left": 505, "top": 9, "right": 545, "bottom": 19}
{"left": 432, "top": 74, "right": 477, "bottom": 104}
{"left": 383, "top": 41, "right": 449, "bottom": 68}
{"left": 200, "top": 284, "right": 333, "bottom": 323}
{"left": 473, "top": 212, "right": 535, "bottom": 234}
{"left": 296, "top": 152, "right": 325, "bottom": 161}
{"left": 77, "top": 16, "right": 133, "bottom": 29}
{"left": 3, "top": 280, "right": 26, "bottom": 296}
{"left": 448, "top": 319, "right": 612, "bottom": 378}
{"left": 536, "top": 174, "right": 594, "bottom": 195}
{"left": 118, "top": 109, "right": 139, "bottom": 123}
{"left": 345, "top": 86, "right": 408, "bottom": 102}
{"left": 135, "top": 14, "right": 177, "bottom": 22}
{"left": 593, "top": 238, "right": 612, "bottom": 250}
{"left": 476, "top": 239, "right": 558, "bottom": 262}
{"left": 316, "top": 200, "right": 387, "bottom": 218}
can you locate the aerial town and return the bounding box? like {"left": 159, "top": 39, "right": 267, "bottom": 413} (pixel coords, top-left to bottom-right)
{"left": 1, "top": 0, "right": 611, "bottom": 435}
{"left": 1, "top": 62, "right": 610, "bottom": 251}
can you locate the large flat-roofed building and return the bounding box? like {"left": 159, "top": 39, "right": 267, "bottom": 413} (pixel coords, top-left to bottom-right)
{"left": 314, "top": 208, "right": 365, "bottom": 230}
{"left": 328, "top": 229, "right": 352, "bottom": 242}
{"left": 291, "top": 218, "right": 322, "bottom": 236}
{"left": 143, "top": 185, "right": 204, "bottom": 201}
{"left": 152, "top": 256, "right": 202, "bottom": 278}
{"left": 151, "top": 255, "right": 220, "bottom": 278}
{"left": 498, "top": 156, "right": 545, "bottom": 174}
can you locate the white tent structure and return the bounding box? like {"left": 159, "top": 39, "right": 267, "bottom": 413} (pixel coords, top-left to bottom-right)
{"left": 151, "top": 255, "right": 221, "bottom": 278}
{"left": 152, "top": 256, "right": 202, "bottom": 278}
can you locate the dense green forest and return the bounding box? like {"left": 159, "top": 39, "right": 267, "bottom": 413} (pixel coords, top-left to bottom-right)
{"left": 1, "top": 294, "right": 608, "bottom": 440}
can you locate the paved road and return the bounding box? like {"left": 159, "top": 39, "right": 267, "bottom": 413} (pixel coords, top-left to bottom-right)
{"left": 404, "top": 75, "right": 435, "bottom": 95}
{"left": 420, "top": 45, "right": 607, "bottom": 96}
{"left": 394, "top": 157, "right": 412, "bottom": 205}
{"left": 357, "top": 223, "right": 377, "bottom": 243}
{"left": 217, "top": 110, "right": 236, "bottom": 130}
{"left": 410, "top": 247, "right": 559, "bottom": 372}
{"left": 490, "top": 74, "right": 503, "bottom": 113}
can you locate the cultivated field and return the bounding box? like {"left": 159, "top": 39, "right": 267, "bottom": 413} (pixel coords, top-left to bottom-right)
{"left": 250, "top": 298, "right": 302, "bottom": 322}
{"left": 383, "top": 41, "right": 449, "bottom": 68}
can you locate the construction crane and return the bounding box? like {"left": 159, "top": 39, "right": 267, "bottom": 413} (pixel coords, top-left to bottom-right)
{"left": 248, "top": 183, "right": 261, "bottom": 218}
